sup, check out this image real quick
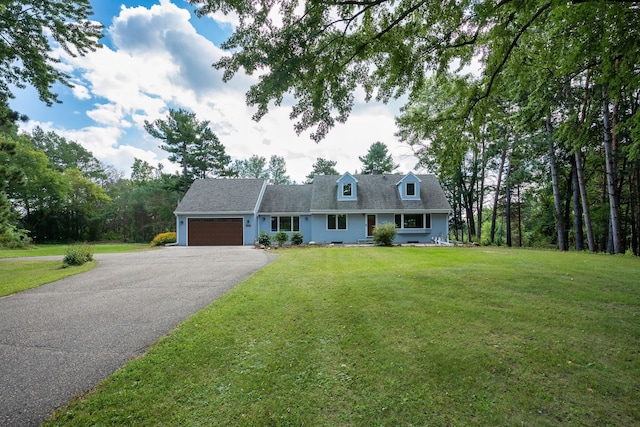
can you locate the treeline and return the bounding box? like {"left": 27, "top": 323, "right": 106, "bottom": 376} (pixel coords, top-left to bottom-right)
{"left": 0, "top": 127, "right": 180, "bottom": 245}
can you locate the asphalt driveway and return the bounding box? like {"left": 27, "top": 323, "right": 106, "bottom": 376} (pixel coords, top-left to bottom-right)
{"left": 0, "top": 246, "right": 277, "bottom": 427}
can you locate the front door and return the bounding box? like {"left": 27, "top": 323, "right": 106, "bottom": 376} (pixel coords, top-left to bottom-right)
{"left": 367, "top": 215, "right": 376, "bottom": 237}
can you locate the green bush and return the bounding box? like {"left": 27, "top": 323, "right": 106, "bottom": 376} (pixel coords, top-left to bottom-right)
{"left": 290, "top": 232, "right": 304, "bottom": 245}
{"left": 0, "top": 225, "right": 32, "bottom": 249}
{"left": 63, "top": 243, "right": 94, "bottom": 267}
{"left": 372, "top": 222, "right": 397, "bottom": 246}
{"left": 150, "top": 232, "right": 177, "bottom": 247}
{"left": 274, "top": 231, "right": 289, "bottom": 246}
{"left": 258, "top": 231, "right": 272, "bottom": 247}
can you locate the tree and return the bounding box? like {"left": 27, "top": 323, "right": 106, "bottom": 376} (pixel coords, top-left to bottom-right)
{"left": 144, "top": 109, "right": 231, "bottom": 194}
{"left": 0, "top": 1, "right": 103, "bottom": 106}
{"left": 30, "top": 127, "right": 106, "bottom": 181}
{"left": 131, "top": 158, "right": 156, "bottom": 184}
{"left": 305, "top": 157, "right": 339, "bottom": 183}
{"left": 359, "top": 142, "right": 399, "bottom": 175}
{"left": 232, "top": 154, "right": 291, "bottom": 184}
{"left": 232, "top": 155, "right": 269, "bottom": 179}
{"left": 0, "top": 134, "right": 23, "bottom": 235}
{"left": 268, "top": 155, "right": 291, "bottom": 185}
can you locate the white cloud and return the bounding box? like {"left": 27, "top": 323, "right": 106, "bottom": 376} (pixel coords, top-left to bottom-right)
{"left": 23, "top": 1, "right": 417, "bottom": 182}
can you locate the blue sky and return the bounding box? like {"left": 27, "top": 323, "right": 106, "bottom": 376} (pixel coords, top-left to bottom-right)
{"left": 11, "top": 0, "right": 417, "bottom": 182}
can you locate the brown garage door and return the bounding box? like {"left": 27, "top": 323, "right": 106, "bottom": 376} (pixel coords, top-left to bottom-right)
{"left": 188, "top": 218, "right": 243, "bottom": 246}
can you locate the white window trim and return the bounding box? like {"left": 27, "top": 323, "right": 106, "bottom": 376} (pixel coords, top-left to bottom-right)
{"left": 394, "top": 213, "right": 432, "bottom": 229}
{"left": 406, "top": 182, "right": 416, "bottom": 196}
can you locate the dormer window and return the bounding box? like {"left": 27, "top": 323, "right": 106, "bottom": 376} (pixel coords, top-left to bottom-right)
{"left": 337, "top": 172, "right": 358, "bottom": 201}
{"left": 406, "top": 182, "right": 415, "bottom": 196}
{"left": 397, "top": 172, "right": 421, "bottom": 200}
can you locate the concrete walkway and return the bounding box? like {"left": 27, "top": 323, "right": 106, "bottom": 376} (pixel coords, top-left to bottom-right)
{"left": 0, "top": 246, "right": 277, "bottom": 426}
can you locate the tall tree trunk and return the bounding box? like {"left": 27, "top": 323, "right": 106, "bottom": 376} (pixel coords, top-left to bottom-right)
{"left": 476, "top": 134, "right": 487, "bottom": 243}
{"left": 546, "top": 118, "right": 567, "bottom": 251}
{"left": 571, "top": 156, "right": 584, "bottom": 251}
{"left": 602, "top": 85, "right": 623, "bottom": 254}
{"left": 505, "top": 162, "right": 512, "bottom": 248}
{"left": 575, "top": 69, "right": 595, "bottom": 252}
{"left": 490, "top": 147, "right": 507, "bottom": 244}
{"left": 517, "top": 185, "right": 523, "bottom": 247}
{"left": 634, "top": 162, "right": 640, "bottom": 255}
{"left": 575, "top": 151, "right": 595, "bottom": 251}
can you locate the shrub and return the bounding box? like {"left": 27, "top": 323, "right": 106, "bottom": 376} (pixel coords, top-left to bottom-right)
{"left": 274, "top": 231, "right": 289, "bottom": 247}
{"left": 63, "top": 243, "right": 94, "bottom": 267}
{"left": 372, "top": 222, "right": 397, "bottom": 246}
{"left": 0, "top": 225, "right": 32, "bottom": 249}
{"left": 150, "top": 232, "right": 177, "bottom": 247}
{"left": 290, "top": 232, "right": 304, "bottom": 245}
{"left": 258, "top": 231, "right": 272, "bottom": 247}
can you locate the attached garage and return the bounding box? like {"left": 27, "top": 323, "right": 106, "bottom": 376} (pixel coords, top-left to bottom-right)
{"left": 188, "top": 218, "right": 243, "bottom": 246}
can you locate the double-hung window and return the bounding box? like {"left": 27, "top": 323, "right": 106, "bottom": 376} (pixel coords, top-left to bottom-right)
{"left": 327, "top": 214, "right": 347, "bottom": 230}
{"left": 271, "top": 216, "right": 300, "bottom": 232}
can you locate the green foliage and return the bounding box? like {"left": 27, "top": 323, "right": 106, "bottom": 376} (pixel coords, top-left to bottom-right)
{"left": 305, "top": 157, "right": 339, "bottom": 184}
{"left": 63, "top": 243, "right": 94, "bottom": 267}
{"left": 258, "top": 231, "right": 271, "bottom": 247}
{"left": 231, "top": 155, "right": 269, "bottom": 179}
{"left": 232, "top": 155, "right": 292, "bottom": 184}
{"left": 144, "top": 108, "right": 231, "bottom": 194}
{"left": 290, "top": 232, "right": 304, "bottom": 245}
{"left": 274, "top": 231, "right": 288, "bottom": 246}
{"left": 372, "top": 222, "right": 397, "bottom": 246}
{"left": 0, "top": 224, "right": 32, "bottom": 248}
{"left": 267, "top": 155, "right": 291, "bottom": 185}
{"left": 150, "top": 232, "right": 177, "bottom": 247}
{"left": 359, "top": 141, "right": 399, "bottom": 174}
{"left": 0, "top": 1, "right": 103, "bottom": 106}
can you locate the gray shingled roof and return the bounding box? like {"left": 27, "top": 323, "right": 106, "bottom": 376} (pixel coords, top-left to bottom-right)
{"left": 174, "top": 178, "right": 266, "bottom": 213}
{"left": 259, "top": 185, "right": 312, "bottom": 213}
{"left": 175, "top": 174, "right": 451, "bottom": 215}
{"left": 310, "top": 174, "right": 451, "bottom": 212}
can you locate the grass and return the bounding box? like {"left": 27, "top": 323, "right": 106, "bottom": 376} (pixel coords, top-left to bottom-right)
{"left": 46, "top": 247, "right": 639, "bottom": 426}
{"left": 0, "top": 260, "right": 97, "bottom": 297}
{"left": 0, "top": 242, "right": 152, "bottom": 259}
{"left": 0, "top": 243, "right": 152, "bottom": 297}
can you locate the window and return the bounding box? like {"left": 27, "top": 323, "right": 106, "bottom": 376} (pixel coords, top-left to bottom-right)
{"left": 406, "top": 182, "right": 415, "bottom": 196}
{"left": 328, "top": 214, "right": 347, "bottom": 230}
{"left": 343, "top": 183, "right": 352, "bottom": 196}
{"left": 394, "top": 214, "right": 431, "bottom": 229}
{"left": 271, "top": 216, "right": 300, "bottom": 232}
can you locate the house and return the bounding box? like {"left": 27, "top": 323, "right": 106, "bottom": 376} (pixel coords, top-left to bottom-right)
{"left": 174, "top": 172, "right": 452, "bottom": 246}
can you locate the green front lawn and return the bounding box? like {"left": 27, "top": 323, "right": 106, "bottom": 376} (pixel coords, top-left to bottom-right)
{"left": 0, "top": 243, "right": 152, "bottom": 259}
{"left": 0, "top": 260, "right": 97, "bottom": 297}
{"left": 0, "top": 243, "right": 153, "bottom": 297}
{"left": 47, "top": 247, "right": 639, "bottom": 426}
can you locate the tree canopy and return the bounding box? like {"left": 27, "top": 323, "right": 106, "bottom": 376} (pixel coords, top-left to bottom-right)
{"left": 305, "top": 157, "right": 339, "bottom": 183}
{"left": 359, "top": 142, "right": 398, "bottom": 174}
{"left": 189, "top": 0, "right": 639, "bottom": 142}
{"left": 144, "top": 108, "right": 231, "bottom": 194}
{"left": 0, "top": 0, "right": 103, "bottom": 106}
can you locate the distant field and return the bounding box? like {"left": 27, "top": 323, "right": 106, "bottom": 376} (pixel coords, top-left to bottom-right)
{"left": 46, "top": 247, "right": 640, "bottom": 426}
